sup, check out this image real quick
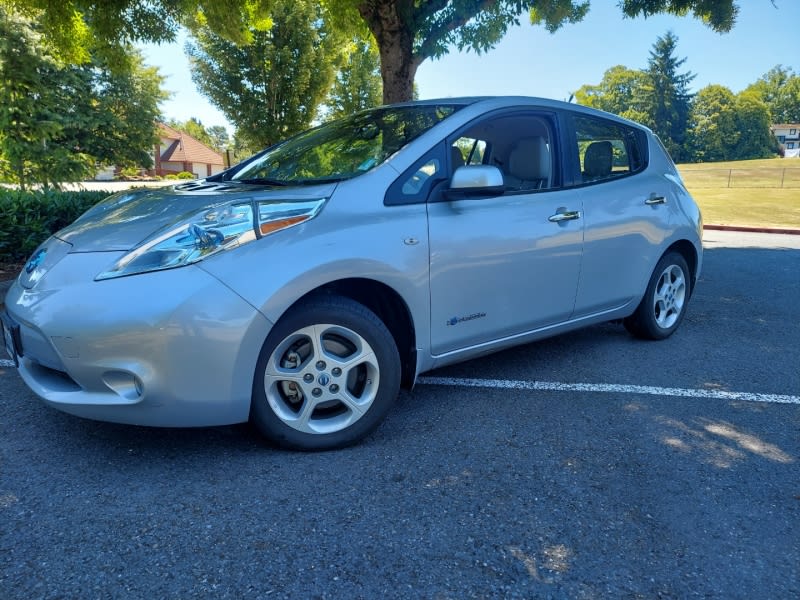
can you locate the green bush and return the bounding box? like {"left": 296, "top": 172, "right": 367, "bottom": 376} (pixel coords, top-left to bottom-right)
{"left": 164, "top": 171, "right": 195, "bottom": 180}
{"left": 0, "top": 189, "right": 109, "bottom": 262}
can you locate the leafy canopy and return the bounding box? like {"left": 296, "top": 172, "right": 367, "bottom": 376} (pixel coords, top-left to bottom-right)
{"left": 186, "top": 0, "right": 343, "bottom": 149}
{"left": 1, "top": 0, "right": 742, "bottom": 103}
{"left": 0, "top": 7, "right": 167, "bottom": 187}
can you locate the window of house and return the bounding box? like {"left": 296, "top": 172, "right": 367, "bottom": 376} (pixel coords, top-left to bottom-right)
{"left": 573, "top": 116, "right": 644, "bottom": 184}
{"left": 778, "top": 136, "right": 786, "bottom": 143}
{"left": 788, "top": 142, "right": 796, "bottom": 149}
{"left": 790, "top": 129, "right": 797, "bottom": 135}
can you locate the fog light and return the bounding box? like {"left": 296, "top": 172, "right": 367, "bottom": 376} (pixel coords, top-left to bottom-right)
{"left": 102, "top": 370, "right": 144, "bottom": 402}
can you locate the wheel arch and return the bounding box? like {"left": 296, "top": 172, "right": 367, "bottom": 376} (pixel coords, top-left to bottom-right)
{"left": 284, "top": 278, "right": 418, "bottom": 390}
{"left": 663, "top": 239, "right": 699, "bottom": 294}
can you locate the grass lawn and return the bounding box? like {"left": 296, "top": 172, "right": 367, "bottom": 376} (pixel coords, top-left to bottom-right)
{"left": 677, "top": 159, "right": 800, "bottom": 230}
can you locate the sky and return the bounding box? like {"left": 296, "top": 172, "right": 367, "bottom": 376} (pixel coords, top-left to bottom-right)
{"left": 139, "top": 1, "right": 800, "bottom": 135}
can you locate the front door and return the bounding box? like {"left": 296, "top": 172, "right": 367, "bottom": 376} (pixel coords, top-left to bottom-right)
{"left": 427, "top": 111, "right": 584, "bottom": 356}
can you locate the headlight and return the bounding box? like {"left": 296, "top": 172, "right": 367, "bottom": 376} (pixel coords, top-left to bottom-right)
{"left": 97, "top": 198, "right": 325, "bottom": 280}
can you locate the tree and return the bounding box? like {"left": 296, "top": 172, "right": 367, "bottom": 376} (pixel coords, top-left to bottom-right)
{"left": 168, "top": 117, "right": 214, "bottom": 147}
{"left": 0, "top": 0, "right": 274, "bottom": 64}
{"left": 645, "top": 31, "right": 694, "bottom": 162}
{"left": 326, "top": 38, "right": 382, "bottom": 119}
{"left": 687, "top": 84, "right": 738, "bottom": 162}
{"left": 330, "top": 0, "right": 739, "bottom": 103}
{"left": 84, "top": 52, "right": 168, "bottom": 168}
{"left": 186, "top": 0, "right": 342, "bottom": 149}
{"left": 0, "top": 7, "right": 166, "bottom": 188}
{"left": 0, "top": 7, "right": 85, "bottom": 188}
{"left": 686, "top": 85, "right": 775, "bottom": 163}
{"left": 573, "top": 65, "right": 651, "bottom": 124}
{"left": 166, "top": 119, "right": 231, "bottom": 153}
{"left": 745, "top": 65, "right": 800, "bottom": 124}
{"left": 206, "top": 126, "right": 231, "bottom": 152}
{"left": 3, "top": 0, "right": 741, "bottom": 104}
{"left": 731, "top": 91, "right": 778, "bottom": 160}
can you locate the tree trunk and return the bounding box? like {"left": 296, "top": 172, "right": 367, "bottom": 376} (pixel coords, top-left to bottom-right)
{"left": 358, "top": 1, "right": 420, "bottom": 105}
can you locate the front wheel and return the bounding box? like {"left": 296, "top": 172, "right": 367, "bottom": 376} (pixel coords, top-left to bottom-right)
{"left": 251, "top": 295, "right": 400, "bottom": 450}
{"left": 624, "top": 252, "right": 691, "bottom": 340}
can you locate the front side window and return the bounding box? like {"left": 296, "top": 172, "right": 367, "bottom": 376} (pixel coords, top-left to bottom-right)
{"left": 573, "top": 116, "right": 645, "bottom": 184}
{"left": 231, "top": 104, "right": 462, "bottom": 185}
{"left": 451, "top": 113, "right": 558, "bottom": 192}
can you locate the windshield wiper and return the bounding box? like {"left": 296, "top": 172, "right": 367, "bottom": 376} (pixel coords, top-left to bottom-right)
{"left": 236, "top": 177, "right": 289, "bottom": 186}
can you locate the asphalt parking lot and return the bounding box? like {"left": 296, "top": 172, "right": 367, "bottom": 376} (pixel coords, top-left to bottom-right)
{"left": 1, "top": 230, "right": 798, "bottom": 599}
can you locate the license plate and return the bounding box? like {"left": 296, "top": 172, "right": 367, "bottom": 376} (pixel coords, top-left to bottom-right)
{"left": 1, "top": 313, "right": 20, "bottom": 368}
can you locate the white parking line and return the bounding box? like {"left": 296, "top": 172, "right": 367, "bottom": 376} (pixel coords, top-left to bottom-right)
{"left": 418, "top": 376, "right": 800, "bottom": 405}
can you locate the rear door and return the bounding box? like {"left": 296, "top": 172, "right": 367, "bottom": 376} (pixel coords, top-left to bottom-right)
{"left": 568, "top": 114, "right": 674, "bottom": 317}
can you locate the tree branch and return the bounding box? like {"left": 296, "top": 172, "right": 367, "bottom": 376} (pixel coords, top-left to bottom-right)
{"left": 415, "top": 0, "right": 499, "bottom": 62}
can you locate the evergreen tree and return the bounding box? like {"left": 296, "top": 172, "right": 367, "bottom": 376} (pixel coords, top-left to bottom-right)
{"left": 645, "top": 31, "right": 695, "bottom": 162}
{"left": 0, "top": 7, "right": 165, "bottom": 187}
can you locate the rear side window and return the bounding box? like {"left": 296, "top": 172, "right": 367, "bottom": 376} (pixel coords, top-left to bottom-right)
{"left": 573, "top": 116, "right": 646, "bottom": 184}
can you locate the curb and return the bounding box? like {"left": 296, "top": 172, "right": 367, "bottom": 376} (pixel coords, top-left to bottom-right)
{"left": 703, "top": 224, "right": 800, "bottom": 236}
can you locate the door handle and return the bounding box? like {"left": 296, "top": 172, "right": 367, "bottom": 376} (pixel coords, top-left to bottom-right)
{"left": 645, "top": 194, "right": 666, "bottom": 205}
{"left": 548, "top": 210, "right": 581, "bottom": 223}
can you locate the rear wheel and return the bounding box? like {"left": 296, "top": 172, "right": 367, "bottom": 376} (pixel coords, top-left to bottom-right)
{"left": 251, "top": 295, "right": 400, "bottom": 450}
{"left": 624, "top": 252, "right": 690, "bottom": 340}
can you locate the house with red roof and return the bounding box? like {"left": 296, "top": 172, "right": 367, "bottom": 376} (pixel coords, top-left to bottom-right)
{"left": 152, "top": 123, "right": 226, "bottom": 177}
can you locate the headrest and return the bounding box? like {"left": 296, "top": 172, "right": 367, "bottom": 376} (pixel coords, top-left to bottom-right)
{"left": 508, "top": 137, "right": 550, "bottom": 181}
{"left": 583, "top": 141, "right": 613, "bottom": 179}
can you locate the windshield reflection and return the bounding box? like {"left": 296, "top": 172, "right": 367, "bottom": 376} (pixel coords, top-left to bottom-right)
{"left": 232, "top": 104, "right": 462, "bottom": 185}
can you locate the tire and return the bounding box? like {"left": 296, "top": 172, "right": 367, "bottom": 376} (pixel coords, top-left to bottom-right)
{"left": 251, "top": 295, "right": 400, "bottom": 450}
{"left": 624, "top": 252, "right": 691, "bottom": 340}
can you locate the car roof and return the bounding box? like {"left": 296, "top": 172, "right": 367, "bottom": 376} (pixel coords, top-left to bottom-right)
{"left": 384, "top": 96, "right": 650, "bottom": 132}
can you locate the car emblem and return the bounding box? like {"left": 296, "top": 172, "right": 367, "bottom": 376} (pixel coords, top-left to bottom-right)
{"left": 25, "top": 248, "right": 47, "bottom": 274}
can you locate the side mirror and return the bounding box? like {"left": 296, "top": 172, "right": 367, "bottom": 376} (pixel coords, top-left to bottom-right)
{"left": 446, "top": 165, "right": 505, "bottom": 198}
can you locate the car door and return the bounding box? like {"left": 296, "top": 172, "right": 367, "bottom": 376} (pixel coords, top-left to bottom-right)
{"left": 568, "top": 114, "right": 674, "bottom": 317}
{"left": 426, "top": 111, "right": 585, "bottom": 356}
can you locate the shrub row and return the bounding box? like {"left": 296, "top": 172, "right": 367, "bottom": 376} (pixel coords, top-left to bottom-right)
{"left": 0, "top": 189, "right": 110, "bottom": 262}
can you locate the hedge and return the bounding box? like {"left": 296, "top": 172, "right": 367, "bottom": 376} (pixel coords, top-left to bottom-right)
{"left": 0, "top": 189, "right": 110, "bottom": 262}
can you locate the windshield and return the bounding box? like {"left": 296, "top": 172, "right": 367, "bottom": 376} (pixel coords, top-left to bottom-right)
{"left": 231, "top": 104, "right": 463, "bottom": 185}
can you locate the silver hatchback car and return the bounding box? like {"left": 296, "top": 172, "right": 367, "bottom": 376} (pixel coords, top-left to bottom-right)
{"left": 2, "top": 97, "right": 702, "bottom": 450}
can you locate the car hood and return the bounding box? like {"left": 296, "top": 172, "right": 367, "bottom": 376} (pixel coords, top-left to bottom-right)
{"left": 56, "top": 181, "right": 337, "bottom": 252}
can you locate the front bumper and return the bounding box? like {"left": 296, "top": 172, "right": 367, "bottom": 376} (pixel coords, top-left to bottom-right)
{"left": 4, "top": 252, "right": 273, "bottom": 427}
